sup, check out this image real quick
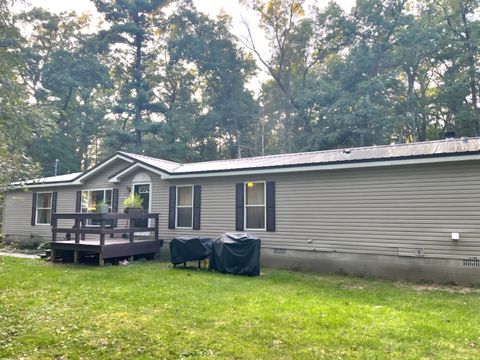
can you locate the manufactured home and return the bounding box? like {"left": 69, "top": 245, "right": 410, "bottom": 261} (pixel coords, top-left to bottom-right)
{"left": 3, "top": 137, "right": 480, "bottom": 284}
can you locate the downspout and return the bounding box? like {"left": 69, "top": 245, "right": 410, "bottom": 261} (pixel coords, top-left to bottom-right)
{"left": 0, "top": 191, "right": 6, "bottom": 238}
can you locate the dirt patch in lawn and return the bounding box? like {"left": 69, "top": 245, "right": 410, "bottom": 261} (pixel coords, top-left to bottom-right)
{"left": 397, "top": 282, "right": 480, "bottom": 294}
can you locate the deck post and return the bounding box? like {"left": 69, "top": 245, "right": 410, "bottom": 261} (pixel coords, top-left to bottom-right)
{"left": 74, "top": 250, "right": 79, "bottom": 264}
{"left": 98, "top": 252, "right": 104, "bottom": 267}
{"left": 51, "top": 249, "right": 56, "bottom": 262}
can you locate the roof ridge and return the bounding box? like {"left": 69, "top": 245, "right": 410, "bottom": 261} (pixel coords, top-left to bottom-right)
{"left": 119, "top": 151, "right": 181, "bottom": 165}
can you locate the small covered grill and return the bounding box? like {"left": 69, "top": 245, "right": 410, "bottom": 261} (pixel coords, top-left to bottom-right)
{"left": 169, "top": 236, "right": 213, "bottom": 267}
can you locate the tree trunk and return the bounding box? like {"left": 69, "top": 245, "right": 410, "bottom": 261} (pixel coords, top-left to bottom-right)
{"left": 406, "top": 68, "right": 417, "bottom": 142}
{"left": 134, "top": 27, "right": 143, "bottom": 148}
{"left": 418, "top": 77, "right": 428, "bottom": 142}
{"left": 461, "top": 5, "right": 479, "bottom": 136}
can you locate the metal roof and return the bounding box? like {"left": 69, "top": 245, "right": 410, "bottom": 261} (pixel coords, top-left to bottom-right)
{"left": 118, "top": 152, "right": 181, "bottom": 173}
{"left": 122, "top": 137, "right": 480, "bottom": 175}
{"left": 10, "top": 172, "right": 83, "bottom": 186}
{"left": 11, "top": 137, "right": 480, "bottom": 187}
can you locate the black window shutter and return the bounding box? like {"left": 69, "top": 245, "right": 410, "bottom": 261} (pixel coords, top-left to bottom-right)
{"left": 75, "top": 190, "right": 82, "bottom": 213}
{"left": 168, "top": 186, "right": 176, "bottom": 229}
{"left": 112, "top": 189, "right": 119, "bottom": 226}
{"left": 31, "top": 192, "right": 37, "bottom": 226}
{"left": 51, "top": 192, "right": 58, "bottom": 225}
{"left": 193, "top": 185, "right": 201, "bottom": 230}
{"left": 52, "top": 192, "right": 58, "bottom": 213}
{"left": 235, "top": 183, "right": 244, "bottom": 231}
{"left": 112, "top": 189, "right": 119, "bottom": 213}
{"left": 266, "top": 181, "right": 276, "bottom": 232}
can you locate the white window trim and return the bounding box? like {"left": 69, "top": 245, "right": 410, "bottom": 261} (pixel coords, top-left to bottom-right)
{"left": 244, "top": 181, "right": 266, "bottom": 231}
{"left": 81, "top": 188, "right": 113, "bottom": 226}
{"left": 35, "top": 192, "right": 53, "bottom": 225}
{"left": 176, "top": 185, "right": 194, "bottom": 230}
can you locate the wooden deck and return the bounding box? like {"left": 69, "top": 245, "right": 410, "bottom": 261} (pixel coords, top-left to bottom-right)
{"left": 50, "top": 212, "right": 163, "bottom": 266}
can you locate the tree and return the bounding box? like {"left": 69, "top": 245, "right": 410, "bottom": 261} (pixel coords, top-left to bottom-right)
{"left": 15, "top": 8, "right": 111, "bottom": 175}
{"left": 94, "top": 0, "right": 170, "bottom": 149}
{"left": 106, "top": 0, "right": 259, "bottom": 161}
{"left": 0, "top": 1, "right": 41, "bottom": 190}
{"left": 240, "top": 0, "right": 315, "bottom": 152}
{"left": 434, "top": 0, "right": 480, "bottom": 136}
{"left": 274, "top": 0, "right": 409, "bottom": 149}
{"left": 165, "top": 2, "right": 259, "bottom": 159}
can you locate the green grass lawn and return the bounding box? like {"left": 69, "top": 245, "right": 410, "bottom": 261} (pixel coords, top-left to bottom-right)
{"left": 1, "top": 257, "right": 480, "bottom": 359}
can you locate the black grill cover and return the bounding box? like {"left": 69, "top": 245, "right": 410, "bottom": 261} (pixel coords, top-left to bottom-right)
{"left": 209, "top": 233, "right": 261, "bottom": 276}
{"left": 169, "top": 236, "right": 213, "bottom": 265}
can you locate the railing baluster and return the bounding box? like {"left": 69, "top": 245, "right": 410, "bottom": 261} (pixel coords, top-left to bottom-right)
{"left": 52, "top": 214, "right": 57, "bottom": 243}
{"left": 81, "top": 218, "right": 86, "bottom": 241}
{"left": 129, "top": 216, "right": 135, "bottom": 243}
{"left": 74, "top": 219, "right": 80, "bottom": 244}
{"left": 100, "top": 217, "right": 105, "bottom": 246}
{"left": 154, "top": 214, "right": 159, "bottom": 241}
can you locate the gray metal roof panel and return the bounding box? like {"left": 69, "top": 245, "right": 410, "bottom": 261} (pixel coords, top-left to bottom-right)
{"left": 117, "top": 151, "right": 182, "bottom": 173}
{"left": 171, "top": 137, "right": 480, "bottom": 174}
{"left": 10, "top": 172, "right": 83, "bottom": 186}
{"left": 13, "top": 138, "right": 480, "bottom": 187}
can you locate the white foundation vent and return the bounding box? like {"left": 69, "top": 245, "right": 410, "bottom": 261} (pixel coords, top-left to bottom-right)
{"left": 462, "top": 258, "right": 480, "bottom": 268}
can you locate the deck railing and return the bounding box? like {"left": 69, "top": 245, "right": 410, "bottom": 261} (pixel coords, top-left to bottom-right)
{"left": 51, "top": 212, "right": 160, "bottom": 245}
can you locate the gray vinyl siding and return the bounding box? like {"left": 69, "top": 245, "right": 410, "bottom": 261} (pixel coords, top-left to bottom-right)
{"left": 3, "top": 187, "right": 78, "bottom": 239}
{"left": 2, "top": 160, "right": 131, "bottom": 240}
{"left": 3, "top": 158, "right": 480, "bottom": 261}
{"left": 81, "top": 161, "right": 129, "bottom": 190}
{"left": 155, "top": 161, "right": 480, "bottom": 260}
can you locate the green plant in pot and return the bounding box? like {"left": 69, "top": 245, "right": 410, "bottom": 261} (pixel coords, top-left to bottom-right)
{"left": 123, "top": 193, "right": 144, "bottom": 214}
{"left": 96, "top": 200, "right": 110, "bottom": 214}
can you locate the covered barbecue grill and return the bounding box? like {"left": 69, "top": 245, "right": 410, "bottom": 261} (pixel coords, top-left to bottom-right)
{"left": 169, "top": 236, "right": 213, "bottom": 266}
{"left": 209, "top": 233, "right": 261, "bottom": 276}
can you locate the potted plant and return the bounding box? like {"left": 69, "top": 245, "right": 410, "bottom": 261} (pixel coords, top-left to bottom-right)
{"left": 96, "top": 200, "right": 110, "bottom": 214}
{"left": 123, "top": 193, "right": 144, "bottom": 214}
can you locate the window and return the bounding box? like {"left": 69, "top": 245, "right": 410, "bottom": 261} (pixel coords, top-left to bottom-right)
{"left": 176, "top": 185, "right": 193, "bottom": 228}
{"left": 81, "top": 189, "right": 112, "bottom": 225}
{"left": 36, "top": 192, "right": 52, "bottom": 225}
{"left": 245, "top": 181, "right": 265, "bottom": 230}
